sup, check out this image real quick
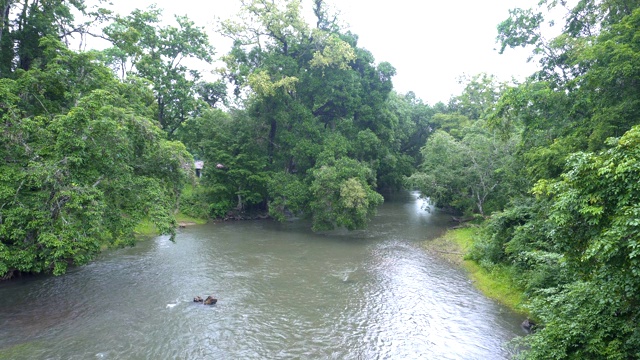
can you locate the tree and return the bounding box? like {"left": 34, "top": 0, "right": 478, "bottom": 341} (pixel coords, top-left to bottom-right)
{"left": 495, "top": 1, "right": 640, "bottom": 157}
{"left": 387, "top": 91, "right": 436, "bottom": 163}
{"left": 0, "top": 0, "right": 111, "bottom": 76}
{"left": 409, "top": 122, "right": 519, "bottom": 216}
{"left": 309, "top": 157, "right": 383, "bottom": 231}
{"left": 408, "top": 73, "right": 521, "bottom": 216}
{"left": 102, "top": 7, "right": 216, "bottom": 138}
{"left": 515, "top": 125, "right": 640, "bottom": 359}
{"left": 209, "top": 0, "right": 397, "bottom": 229}
{"left": 0, "top": 39, "right": 192, "bottom": 278}
{"left": 450, "top": 73, "right": 503, "bottom": 121}
{"left": 196, "top": 108, "right": 271, "bottom": 216}
{"left": 470, "top": 4, "right": 640, "bottom": 357}
{"left": 408, "top": 130, "right": 467, "bottom": 211}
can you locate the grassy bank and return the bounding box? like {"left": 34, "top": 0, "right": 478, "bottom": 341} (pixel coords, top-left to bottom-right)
{"left": 133, "top": 212, "right": 208, "bottom": 238}
{"left": 424, "top": 227, "right": 528, "bottom": 315}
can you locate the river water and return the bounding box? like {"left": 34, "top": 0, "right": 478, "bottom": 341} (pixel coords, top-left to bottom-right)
{"left": 0, "top": 191, "right": 523, "bottom": 359}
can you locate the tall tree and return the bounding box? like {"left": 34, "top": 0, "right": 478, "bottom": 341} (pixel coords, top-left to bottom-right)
{"left": 211, "top": 0, "right": 397, "bottom": 230}
{"left": 496, "top": 0, "right": 640, "bottom": 154}
{"left": 408, "top": 73, "right": 521, "bottom": 216}
{"left": 0, "top": 0, "right": 110, "bottom": 76}
{"left": 102, "top": 7, "right": 218, "bottom": 138}
{"left": 409, "top": 124, "right": 518, "bottom": 216}
{"left": 0, "top": 39, "right": 192, "bottom": 278}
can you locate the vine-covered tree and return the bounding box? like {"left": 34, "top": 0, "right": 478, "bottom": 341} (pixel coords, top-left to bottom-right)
{"left": 102, "top": 6, "right": 219, "bottom": 138}
{"left": 0, "top": 39, "right": 192, "bottom": 278}
{"left": 194, "top": 0, "right": 401, "bottom": 230}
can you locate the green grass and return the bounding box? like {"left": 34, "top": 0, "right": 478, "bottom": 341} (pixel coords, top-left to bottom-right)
{"left": 133, "top": 211, "right": 208, "bottom": 238}
{"left": 132, "top": 185, "right": 208, "bottom": 238}
{"left": 181, "top": 183, "right": 198, "bottom": 197}
{"left": 175, "top": 212, "right": 207, "bottom": 225}
{"left": 133, "top": 218, "right": 158, "bottom": 238}
{"left": 424, "top": 227, "right": 528, "bottom": 315}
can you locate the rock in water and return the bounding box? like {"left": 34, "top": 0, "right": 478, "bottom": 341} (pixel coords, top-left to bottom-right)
{"left": 521, "top": 318, "right": 536, "bottom": 333}
{"left": 203, "top": 296, "right": 217, "bottom": 305}
{"left": 193, "top": 296, "right": 203, "bottom": 303}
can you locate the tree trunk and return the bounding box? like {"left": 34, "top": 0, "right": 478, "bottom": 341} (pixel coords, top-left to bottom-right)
{"left": 268, "top": 118, "right": 276, "bottom": 165}
{"left": 16, "top": 0, "right": 33, "bottom": 71}
{"left": 236, "top": 192, "right": 243, "bottom": 211}
{"left": 0, "top": 0, "right": 12, "bottom": 46}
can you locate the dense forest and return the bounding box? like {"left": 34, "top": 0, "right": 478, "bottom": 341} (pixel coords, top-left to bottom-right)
{"left": 1, "top": 0, "right": 640, "bottom": 358}
{"left": 410, "top": 1, "right": 640, "bottom": 357}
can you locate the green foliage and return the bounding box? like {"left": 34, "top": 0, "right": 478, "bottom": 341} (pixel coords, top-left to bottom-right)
{"left": 576, "top": 8, "right": 640, "bottom": 149}
{"left": 386, "top": 91, "right": 436, "bottom": 163}
{"left": 0, "top": 40, "right": 191, "bottom": 277}
{"left": 407, "top": 74, "right": 524, "bottom": 216}
{"left": 496, "top": 8, "right": 544, "bottom": 54}
{"left": 450, "top": 73, "right": 504, "bottom": 121}
{"left": 534, "top": 127, "right": 640, "bottom": 280}
{"left": 178, "top": 186, "right": 212, "bottom": 219}
{"left": 1, "top": 0, "right": 94, "bottom": 75}
{"left": 463, "top": 4, "right": 640, "bottom": 358}
{"left": 192, "top": 0, "right": 419, "bottom": 230}
{"left": 518, "top": 281, "right": 640, "bottom": 359}
{"left": 494, "top": 3, "right": 640, "bottom": 164}
{"left": 190, "top": 108, "right": 271, "bottom": 214}
{"left": 309, "top": 157, "right": 383, "bottom": 231}
{"left": 470, "top": 197, "right": 571, "bottom": 295}
{"left": 409, "top": 122, "right": 519, "bottom": 216}
{"left": 267, "top": 172, "right": 309, "bottom": 221}
{"left": 408, "top": 130, "right": 466, "bottom": 209}
{"left": 102, "top": 6, "right": 216, "bottom": 138}
{"left": 474, "top": 127, "right": 640, "bottom": 359}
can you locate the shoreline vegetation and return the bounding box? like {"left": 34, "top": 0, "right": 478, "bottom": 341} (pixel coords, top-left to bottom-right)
{"left": 423, "top": 226, "right": 528, "bottom": 316}
{"left": 133, "top": 212, "right": 208, "bottom": 238}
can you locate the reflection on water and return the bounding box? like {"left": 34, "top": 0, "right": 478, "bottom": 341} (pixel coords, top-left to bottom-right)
{"left": 0, "top": 191, "right": 523, "bottom": 359}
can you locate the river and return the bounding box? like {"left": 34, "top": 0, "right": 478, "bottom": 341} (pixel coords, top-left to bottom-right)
{"left": 0, "top": 191, "right": 524, "bottom": 359}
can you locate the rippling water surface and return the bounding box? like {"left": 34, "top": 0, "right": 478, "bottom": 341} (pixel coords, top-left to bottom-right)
{"left": 0, "top": 191, "right": 523, "bottom": 359}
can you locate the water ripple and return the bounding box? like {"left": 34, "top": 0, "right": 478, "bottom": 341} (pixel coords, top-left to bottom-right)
{"left": 0, "top": 193, "right": 523, "bottom": 359}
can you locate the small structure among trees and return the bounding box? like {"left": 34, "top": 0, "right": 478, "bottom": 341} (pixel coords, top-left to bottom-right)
{"left": 194, "top": 161, "right": 204, "bottom": 178}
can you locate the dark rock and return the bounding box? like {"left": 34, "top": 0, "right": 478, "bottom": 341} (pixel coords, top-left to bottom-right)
{"left": 521, "top": 318, "right": 536, "bottom": 333}
{"left": 193, "top": 296, "right": 203, "bottom": 303}
{"left": 203, "top": 295, "right": 217, "bottom": 305}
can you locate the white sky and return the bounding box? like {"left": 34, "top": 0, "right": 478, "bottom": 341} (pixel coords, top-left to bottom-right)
{"left": 95, "top": 0, "right": 542, "bottom": 105}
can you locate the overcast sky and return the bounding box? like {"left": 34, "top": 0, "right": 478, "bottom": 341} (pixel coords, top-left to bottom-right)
{"left": 98, "top": 0, "right": 541, "bottom": 104}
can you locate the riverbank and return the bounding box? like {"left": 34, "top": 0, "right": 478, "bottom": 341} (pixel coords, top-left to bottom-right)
{"left": 134, "top": 212, "right": 208, "bottom": 238}
{"left": 423, "top": 226, "right": 528, "bottom": 315}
